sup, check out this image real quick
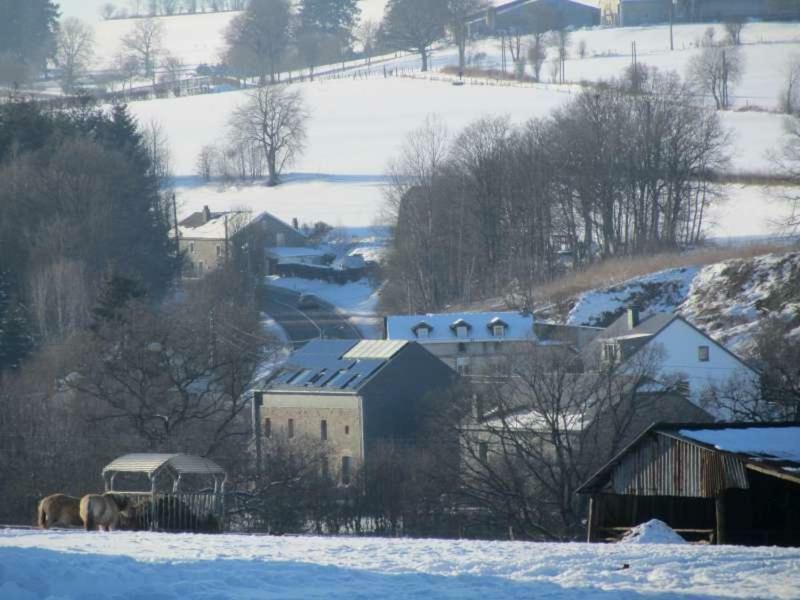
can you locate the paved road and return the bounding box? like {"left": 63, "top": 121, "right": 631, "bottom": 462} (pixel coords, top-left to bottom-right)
{"left": 261, "top": 285, "right": 363, "bottom": 348}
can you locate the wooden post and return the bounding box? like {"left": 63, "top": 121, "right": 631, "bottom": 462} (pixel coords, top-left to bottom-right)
{"left": 587, "top": 496, "right": 596, "bottom": 543}
{"left": 715, "top": 495, "right": 726, "bottom": 545}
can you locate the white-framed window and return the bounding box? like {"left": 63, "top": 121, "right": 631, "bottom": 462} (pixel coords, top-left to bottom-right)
{"left": 602, "top": 341, "right": 619, "bottom": 364}
{"left": 276, "top": 232, "right": 286, "bottom": 246}
{"left": 456, "top": 356, "right": 470, "bottom": 375}
{"left": 492, "top": 324, "right": 506, "bottom": 338}
{"left": 189, "top": 242, "right": 195, "bottom": 254}
{"left": 456, "top": 325, "right": 468, "bottom": 338}
{"left": 698, "top": 346, "right": 710, "bottom": 362}
{"left": 216, "top": 244, "right": 223, "bottom": 257}
{"left": 417, "top": 327, "right": 430, "bottom": 339}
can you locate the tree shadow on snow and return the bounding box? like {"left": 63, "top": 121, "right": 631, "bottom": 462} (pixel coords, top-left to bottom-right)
{"left": 0, "top": 546, "right": 711, "bottom": 600}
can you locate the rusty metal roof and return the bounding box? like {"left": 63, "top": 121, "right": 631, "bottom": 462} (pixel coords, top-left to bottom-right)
{"left": 577, "top": 421, "right": 800, "bottom": 496}
{"left": 102, "top": 454, "right": 226, "bottom": 476}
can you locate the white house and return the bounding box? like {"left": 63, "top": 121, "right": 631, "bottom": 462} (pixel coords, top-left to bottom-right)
{"left": 583, "top": 309, "right": 759, "bottom": 415}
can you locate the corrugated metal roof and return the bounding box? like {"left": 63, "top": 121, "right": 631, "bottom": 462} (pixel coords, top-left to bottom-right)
{"left": 342, "top": 340, "right": 407, "bottom": 360}
{"left": 102, "top": 453, "right": 225, "bottom": 476}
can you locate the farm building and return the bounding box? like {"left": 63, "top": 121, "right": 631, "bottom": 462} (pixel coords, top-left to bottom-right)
{"left": 577, "top": 422, "right": 800, "bottom": 546}
{"left": 468, "top": 0, "right": 601, "bottom": 36}
{"left": 601, "top": 0, "right": 800, "bottom": 27}
{"left": 257, "top": 340, "right": 457, "bottom": 484}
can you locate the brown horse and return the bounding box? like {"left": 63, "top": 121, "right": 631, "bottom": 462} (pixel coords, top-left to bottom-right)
{"left": 38, "top": 494, "right": 83, "bottom": 529}
{"left": 80, "top": 493, "right": 131, "bottom": 531}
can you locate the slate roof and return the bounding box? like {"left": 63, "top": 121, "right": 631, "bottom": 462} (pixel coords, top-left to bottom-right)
{"left": 386, "top": 311, "right": 536, "bottom": 343}
{"left": 265, "top": 339, "right": 410, "bottom": 393}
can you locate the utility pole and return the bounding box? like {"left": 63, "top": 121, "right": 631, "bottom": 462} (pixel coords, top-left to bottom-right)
{"left": 669, "top": 0, "right": 674, "bottom": 51}
{"left": 252, "top": 392, "right": 263, "bottom": 475}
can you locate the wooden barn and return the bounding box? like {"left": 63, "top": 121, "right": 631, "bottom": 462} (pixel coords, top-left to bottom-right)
{"left": 577, "top": 422, "right": 800, "bottom": 546}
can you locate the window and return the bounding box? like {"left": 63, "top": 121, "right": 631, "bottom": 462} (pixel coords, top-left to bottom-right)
{"left": 602, "top": 341, "right": 619, "bottom": 364}
{"left": 341, "top": 456, "right": 352, "bottom": 485}
{"left": 479, "top": 442, "right": 488, "bottom": 462}
{"left": 456, "top": 325, "right": 468, "bottom": 338}
{"left": 288, "top": 418, "right": 295, "bottom": 439}
{"left": 321, "top": 457, "right": 330, "bottom": 480}
{"left": 456, "top": 356, "right": 470, "bottom": 375}
{"left": 276, "top": 232, "right": 286, "bottom": 246}
{"left": 492, "top": 324, "right": 505, "bottom": 338}
{"left": 416, "top": 327, "right": 429, "bottom": 339}
{"left": 189, "top": 242, "right": 195, "bottom": 254}
{"left": 264, "top": 418, "right": 271, "bottom": 439}
{"left": 345, "top": 425, "right": 350, "bottom": 435}
{"left": 698, "top": 346, "right": 710, "bottom": 362}
{"left": 458, "top": 342, "right": 467, "bottom": 354}
{"left": 321, "top": 419, "right": 328, "bottom": 441}
{"left": 216, "top": 244, "right": 223, "bottom": 257}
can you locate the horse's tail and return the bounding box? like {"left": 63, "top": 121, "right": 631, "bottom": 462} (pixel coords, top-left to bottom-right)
{"left": 37, "top": 502, "right": 47, "bottom": 529}
{"left": 82, "top": 498, "right": 94, "bottom": 531}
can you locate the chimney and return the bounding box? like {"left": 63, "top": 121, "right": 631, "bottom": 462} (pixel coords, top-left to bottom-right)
{"left": 627, "top": 307, "right": 640, "bottom": 330}
{"left": 203, "top": 205, "right": 211, "bottom": 224}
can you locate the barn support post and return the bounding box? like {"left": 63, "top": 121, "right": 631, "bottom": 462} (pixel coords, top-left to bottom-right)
{"left": 587, "top": 495, "right": 597, "bottom": 543}
{"left": 150, "top": 474, "right": 157, "bottom": 532}
{"left": 715, "top": 495, "right": 726, "bottom": 545}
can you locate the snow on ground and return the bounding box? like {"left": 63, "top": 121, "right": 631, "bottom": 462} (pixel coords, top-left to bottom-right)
{"left": 568, "top": 267, "right": 701, "bottom": 327}
{"left": 620, "top": 520, "right": 687, "bottom": 545}
{"left": 705, "top": 184, "right": 797, "bottom": 240}
{"left": 93, "top": 11, "right": 239, "bottom": 71}
{"left": 1, "top": 529, "right": 799, "bottom": 600}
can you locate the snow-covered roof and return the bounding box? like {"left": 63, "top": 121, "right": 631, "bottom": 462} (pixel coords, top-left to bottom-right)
{"left": 103, "top": 453, "right": 226, "bottom": 477}
{"left": 678, "top": 426, "right": 800, "bottom": 464}
{"left": 386, "top": 311, "right": 535, "bottom": 343}
{"left": 177, "top": 208, "right": 254, "bottom": 240}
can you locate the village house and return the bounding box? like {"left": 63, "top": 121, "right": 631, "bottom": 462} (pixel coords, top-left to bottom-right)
{"left": 384, "top": 311, "right": 600, "bottom": 377}
{"left": 468, "top": 0, "right": 601, "bottom": 35}
{"left": 577, "top": 421, "right": 800, "bottom": 546}
{"left": 176, "top": 206, "right": 306, "bottom": 278}
{"left": 581, "top": 309, "right": 759, "bottom": 414}
{"left": 257, "top": 339, "right": 456, "bottom": 484}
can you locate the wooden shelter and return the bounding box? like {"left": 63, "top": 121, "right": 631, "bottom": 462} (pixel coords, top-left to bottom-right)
{"left": 577, "top": 422, "right": 800, "bottom": 546}
{"left": 103, "top": 453, "right": 227, "bottom": 533}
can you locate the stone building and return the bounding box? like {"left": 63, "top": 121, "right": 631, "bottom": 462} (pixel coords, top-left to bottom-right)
{"left": 176, "top": 206, "right": 306, "bottom": 278}
{"left": 258, "top": 339, "right": 457, "bottom": 484}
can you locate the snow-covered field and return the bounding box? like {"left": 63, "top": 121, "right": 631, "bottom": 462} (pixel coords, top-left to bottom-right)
{"left": 1, "top": 529, "right": 798, "bottom": 599}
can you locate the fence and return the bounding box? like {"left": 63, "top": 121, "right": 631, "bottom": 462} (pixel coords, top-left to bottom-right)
{"left": 117, "top": 491, "right": 224, "bottom": 533}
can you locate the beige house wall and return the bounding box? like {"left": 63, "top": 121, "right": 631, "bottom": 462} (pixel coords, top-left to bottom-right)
{"left": 262, "top": 392, "right": 364, "bottom": 480}
{"left": 180, "top": 237, "right": 226, "bottom": 278}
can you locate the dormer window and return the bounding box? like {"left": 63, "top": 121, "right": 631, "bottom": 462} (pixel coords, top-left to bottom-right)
{"left": 451, "top": 319, "right": 472, "bottom": 339}
{"left": 412, "top": 322, "right": 432, "bottom": 339}
{"left": 488, "top": 317, "right": 509, "bottom": 338}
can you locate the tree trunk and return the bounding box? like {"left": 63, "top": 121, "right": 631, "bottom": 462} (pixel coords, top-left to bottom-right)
{"left": 420, "top": 47, "right": 428, "bottom": 72}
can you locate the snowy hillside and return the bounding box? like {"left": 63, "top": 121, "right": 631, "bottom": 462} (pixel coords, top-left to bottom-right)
{"left": 566, "top": 249, "right": 800, "bottom": 353}
{"left": 1, "top": 529, "right": 799, "bottom": 599}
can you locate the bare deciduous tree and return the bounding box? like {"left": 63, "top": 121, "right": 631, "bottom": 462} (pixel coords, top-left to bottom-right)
{"left": 548, "top": 28, "right": 570, "bottom": 84}
{"left": 355, "top": 19, "right": 381, "bottom": 65}
{"left": 231, "top": 85, "right": 308, "bottom": 186}
{"left": 780, "top": 54, "right": 800, "bottom": 115}
{"left": 121, "top": 17, "right": 164, "bottom": 83}
{"left": 688, "top": 45, "right": 743, "bottom": 110}
{"left": 447, "top": 0, "right": 483, "bottom": 77}
{"left": 723, "top": 17, "right": 745, "bottom": 46}
{"left": 527, "top": 31, "right": 547, "bottom": 82}
{"left": 100, "top": 3, "right": 117, "bottom": 19}
{"left": 55, "top": 17, "right": 95, "bottom": 93}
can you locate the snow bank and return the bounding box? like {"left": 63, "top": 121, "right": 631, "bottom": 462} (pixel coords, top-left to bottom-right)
{"left": 620, "top": 520, "right": 687, "bottom": 545}
{"left": 567, "top": 266, "right": 700, "bottom": 327}
{"left": 1, "top": 529, "right": 799, "bottom": 599}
